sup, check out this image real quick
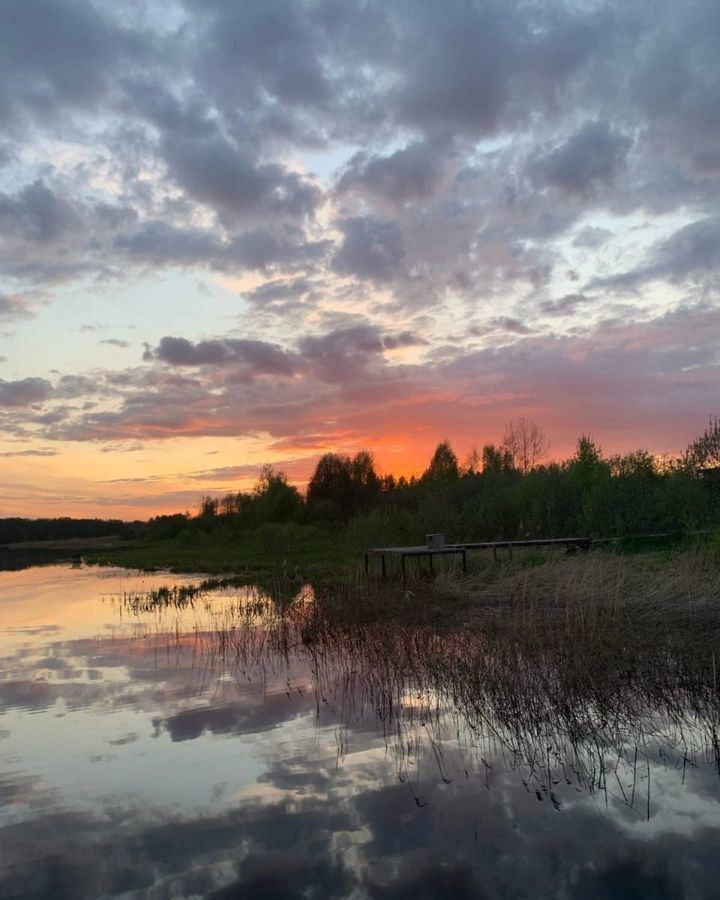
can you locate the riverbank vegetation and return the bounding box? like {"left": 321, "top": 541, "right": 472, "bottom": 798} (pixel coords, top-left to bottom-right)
{"left": 89, "top": 419, "right": 720, "bottom": 574}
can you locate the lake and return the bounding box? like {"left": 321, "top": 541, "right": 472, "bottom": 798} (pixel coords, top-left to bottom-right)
{"left": 1, "top": 565, "right": 719, "bottom": 899}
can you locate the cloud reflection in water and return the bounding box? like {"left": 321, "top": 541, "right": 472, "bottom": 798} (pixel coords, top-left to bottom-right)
{"left": 0, "top": 566, "right": 719, "bottom": 899}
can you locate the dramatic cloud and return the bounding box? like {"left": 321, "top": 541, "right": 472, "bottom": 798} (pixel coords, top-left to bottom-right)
{"left": 1, "top": 0, "right": 719, "bottom": 514}
{"left": 0, "top": 0, "right": 149, "bottom": 128}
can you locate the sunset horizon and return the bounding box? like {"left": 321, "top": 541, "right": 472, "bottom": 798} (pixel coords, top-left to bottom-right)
{"left": 1, "top": 0, "right": 718, "bottom": 519}
{"left": 0, "top": 421, "right": 707, "bottom": 521}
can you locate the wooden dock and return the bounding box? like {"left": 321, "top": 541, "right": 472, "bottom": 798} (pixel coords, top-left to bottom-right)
{"left": 365, "top": 537, "right": 592, "bottom": 579}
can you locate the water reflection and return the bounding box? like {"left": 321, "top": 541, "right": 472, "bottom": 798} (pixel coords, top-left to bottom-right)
{"left": 0, "top": 565, "right": 719, "bottom": 899}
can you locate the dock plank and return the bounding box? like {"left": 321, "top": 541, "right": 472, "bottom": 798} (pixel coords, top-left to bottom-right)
{"left": 365, "top": 536, "right": 592, "bottom": 579}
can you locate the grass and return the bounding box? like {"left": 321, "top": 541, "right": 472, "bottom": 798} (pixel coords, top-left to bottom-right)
{"left": 86, "top": 522, "right": 356, "bottom": 577}
{"left": 82, "top": 521, "right": 703, "bottom": 580}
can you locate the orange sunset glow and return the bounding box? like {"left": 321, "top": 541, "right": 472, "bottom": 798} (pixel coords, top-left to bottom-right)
{"left": 1, "top": 0, "right": 718, "bottom": 519}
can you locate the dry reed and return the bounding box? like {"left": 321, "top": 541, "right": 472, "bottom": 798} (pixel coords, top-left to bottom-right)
{"left": 121, "top": 549, "right": 720, "bottom": 814}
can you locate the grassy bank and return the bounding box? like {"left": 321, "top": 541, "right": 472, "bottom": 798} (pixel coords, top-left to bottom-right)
{"left": 85, "top": 522, "right": 356, "bottom": 577}
{"left": 123, "top": 540, "right": 720, "bottom": 656}
{"left": 82, "top": 522, "right": 702, "bottom": 581}
{"left": 306, "top": 545, "right": 720, "bottom": 640}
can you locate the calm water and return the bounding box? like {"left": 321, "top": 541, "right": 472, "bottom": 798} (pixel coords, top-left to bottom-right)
{"left": 1, "top": 565, "right": 719, "bottom": 899}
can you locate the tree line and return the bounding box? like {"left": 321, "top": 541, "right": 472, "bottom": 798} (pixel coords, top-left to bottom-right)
{"left": 143, "top": 417, "right": 720, "bottom": 543}
{"left": 0, "top": 517, "right": 139, "bottom": 545}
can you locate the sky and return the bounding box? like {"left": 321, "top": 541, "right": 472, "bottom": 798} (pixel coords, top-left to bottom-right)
{"left": 1, "top": 0, "right": 719, "bottom": 519}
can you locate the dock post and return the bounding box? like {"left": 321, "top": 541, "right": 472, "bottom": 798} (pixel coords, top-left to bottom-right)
{"left": 365, "top": 552, "right": 369, "bottom": 576}
{"left": 381, "top": 553, "right": 387, "bottom": 579}
{"left": 462, "top": 549, "right": 467, "bottom": 573}
{"left": 401, "top": 554, "right": 406, "bottom": 581}
{"left": 428, "top": 552, "right": 434, "bottom": 574}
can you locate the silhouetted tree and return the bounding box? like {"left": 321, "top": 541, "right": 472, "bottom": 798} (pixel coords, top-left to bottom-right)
{"left": 462, "top": 445, "right": 482, "bottom": 476}
{"left": 253, "top": 465, "right": 303, "bottom": 522}
{"left": 480, "top": 444, "right": 513, "bottom": 474}
{"left": 501, "top": 418, "right": 550, "bottom": 473}
{"left": 307, "top": 453, "right": 353, "bottom": 519}
{"left": 609, "top": 449, "right": 657, "bottom": 479}
{"left": 350, "top": 451, "right": 381, "bottom": 511}
{"left": 686, "top": 416, "right": 720, "bottom": 471}
{"left": 424, "top": 440, "right": 460, "bottom": 482}
{"left": 199, "top": 495, "right": 218, "bottom": 518}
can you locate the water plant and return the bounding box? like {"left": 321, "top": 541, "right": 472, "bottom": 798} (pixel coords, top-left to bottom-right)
{"left": 121, "top": 549, "right": 720, "bottom": 815}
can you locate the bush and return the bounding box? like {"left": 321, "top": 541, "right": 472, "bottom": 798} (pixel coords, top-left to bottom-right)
{"left": 254, "top": 522, "right": 308, "bottom": 556}
{"left": 345, "top": 508, "right": 421, "bottom": 550}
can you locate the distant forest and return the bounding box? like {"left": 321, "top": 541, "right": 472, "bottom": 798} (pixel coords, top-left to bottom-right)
{"left": 0, "top": 517, "right": 140, "bottom": 545}
{"left": 3, "top": 418, "right": 720, "bottom": 547}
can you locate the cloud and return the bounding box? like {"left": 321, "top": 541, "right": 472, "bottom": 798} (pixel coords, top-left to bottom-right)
{"left": 0, "top": 179, "right": 139, "bottom": 284}
{"left": 187, "top": 459, "right": 314, "bottom": 482}
{"left": 651, "top": 216, "right": 720, "bottom": 281}
{"left": 243, "top": 277, "right": 314, "bottom": 309}
{"left": 0, "top": 0, "right": 714, "bottom": 307}
{"left": 20, "top": 300, "right": 714, "bottom": 464}
{"left": 336, "top": 142, "right": 445, "bottom": 205}
{"left": 162, "top": 133, "right": 320, "bottom": 222}
{"left": 114, "top": 220, "right": 329, "bottom": 275}
{"left": 392, "top": 4, "right": 510, "bottom": 135}
{"left": 225, "top": 230, "right": 329, "bottom": 272}
{"left": 55, "top": 374, "right": 98, "bottom": 398}
{"left": 0, "top": 293, "right": 33, "bottom": 320}
{"left": 140, "top": 325, "right": 425, "bottom": 390}
{"left": 187, "top": 465, "right": 262, "bottom": 482}
{"left": 114, "top": 221, "right": 222, "bottom": 267}
{"left": 1, "top": 0, "right": 719, "bottom": 498}
{"left": 538, "top": 294, "right": 591, "bottom": 316}
{"left": 0, "top": 179, "right": 81, "bottom": 244}
{"left": 143, "top": 336, "right": 298, "bottom": 376}
{"left": 332, "top": 217, "right": 406, "bottom": 283}
{"left": 0, "top": 377, "right": 53, "bottom": 407}
{"left": 573, "top": 226, "right": 614, "bottom": 248}
{"left": 297, "top": 324, "right": 426, "bottom": 382}
{"left": 530, "top": 120, "right": 632, "bottom": 196}
{"left": 0, "top": 448, "right": 58, "bottom": 458}
{"left": 100, "top": 338, "right": 131, "bottom": 348}
{"left": 0, "top": 0, "right": 149, "bottom": 128}
{"left": 0, "top": 142, "right": 15, "bottom": 166}
{"left": 594, "top": 216, "right": 720, "bottom": 289}
{"left": 471, "top": 317, "right": 536, "bottom": 336}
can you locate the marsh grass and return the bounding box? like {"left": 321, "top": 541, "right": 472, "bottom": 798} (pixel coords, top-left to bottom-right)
{"left": 123, "top": 549, "right": 720, "bottom": 814}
